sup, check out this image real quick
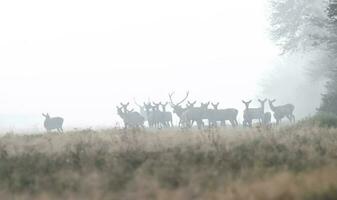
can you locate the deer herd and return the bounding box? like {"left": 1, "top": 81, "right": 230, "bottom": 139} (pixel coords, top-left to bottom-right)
{"left": 42, "top": 91, "right": 295, "bottom": 132}
{"left": 114, "top": 91, "right": 296, "bottom": 130}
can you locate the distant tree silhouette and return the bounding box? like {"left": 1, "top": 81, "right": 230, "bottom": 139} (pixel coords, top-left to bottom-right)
{"left": 270, "top": 0, "right": 337, "bottom": 114}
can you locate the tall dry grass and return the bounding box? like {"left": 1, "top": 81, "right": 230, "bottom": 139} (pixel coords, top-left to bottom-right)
{"left": 0, "top": 125, "right": 337, "bottom": 199}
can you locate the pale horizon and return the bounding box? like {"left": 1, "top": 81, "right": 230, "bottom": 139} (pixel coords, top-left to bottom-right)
{"left": 0, "top": 0, "right": 283, "bottom": 131}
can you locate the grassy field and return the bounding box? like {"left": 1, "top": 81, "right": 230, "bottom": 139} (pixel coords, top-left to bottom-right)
{"left": 0, "top": 124, "right": 337, "bottom": 199}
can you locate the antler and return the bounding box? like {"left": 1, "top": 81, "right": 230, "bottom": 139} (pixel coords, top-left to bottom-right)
{"left": 120, "top": 102, "right": 130, "bottom": 107}
{"left": 211, "top": 102, "right": 219, "bottom": 106}
{"left": 168, "top": 92, "right": 175, "bottom": 105}
{"left": 133, "top": 98, "right": 142, "bottom": 107}
{"left": 169, "top": 91, "right": 189, "bottom": 106}
{"left": 160, "top": 102, "right": 168, "bottom": 106}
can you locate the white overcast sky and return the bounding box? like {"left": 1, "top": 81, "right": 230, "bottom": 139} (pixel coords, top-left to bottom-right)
{"left": 0, "top": 0, "right": 278, "bottom": 130}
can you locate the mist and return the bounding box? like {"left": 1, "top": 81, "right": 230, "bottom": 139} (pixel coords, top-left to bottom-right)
{"left": 0, "top": 0, "right": 324, "bottom": 131}
{"left": 261, "top": 52, "right": 325, "bottom": 119}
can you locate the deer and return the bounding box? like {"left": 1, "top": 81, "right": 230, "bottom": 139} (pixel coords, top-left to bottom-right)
{"left": 168, "top": 91, "right": 189, "bottom": 127}
{"left": 116, "top": 106, "right": 144, "bottom": 129}
{"left": 207, "top": 103, "right": 238, "bottom": 128}
{"left": 133, "top": 98, "right": 148, "bottom": 121}
{"left": 42, "top": 113, "right": 64, "bottom": 133}
{"left": 120, "top": 102, "right": 130, "bottom": 113}
{"left": 160, "top": 102, "right": 173, "bottom": 127}
{"left": 262, "top": 112, "right": 272, "bottom": 128}
{"left": 242, "top": 99, "right": 267, "bottom": 127}
{"left": 144, "top": 102, "right": 156, "bottom": 128}
{"left": 152, "top": 102, "right": 170, "bottom": 128}
{"left": 181, "top": 102, "right": 209, "bottom": 129}
{"left": 268, "top": 99, "right": 295, "bottom": 124}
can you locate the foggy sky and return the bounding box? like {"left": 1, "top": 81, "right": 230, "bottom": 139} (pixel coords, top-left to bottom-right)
{"left": 0, "top": 0, "right": 284, "bottom": 131}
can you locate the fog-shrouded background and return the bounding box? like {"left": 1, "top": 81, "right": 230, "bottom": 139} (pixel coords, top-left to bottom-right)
{"left": 0, "top": 0, "right": 323, "bottom": 132}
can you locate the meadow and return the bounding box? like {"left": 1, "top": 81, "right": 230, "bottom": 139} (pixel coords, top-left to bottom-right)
{"left": 0, "top": 121, "right": 337, "bottom": 199}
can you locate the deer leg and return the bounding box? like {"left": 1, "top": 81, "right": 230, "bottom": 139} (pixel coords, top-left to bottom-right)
{"left": 276, "top": 119, "right": 280, "bottom": 125}
{"left": 229, "top": 120, "right": 235, "bottom": 128}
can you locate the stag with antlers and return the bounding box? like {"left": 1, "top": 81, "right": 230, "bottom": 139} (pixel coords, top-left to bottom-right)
{"left": 117, "top": 104, "right": 144, "bottom": 129}
{"left": 168, "top": 91, "right": 189, "bottom": 127}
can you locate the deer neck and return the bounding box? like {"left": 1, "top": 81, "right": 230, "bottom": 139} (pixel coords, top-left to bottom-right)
{"left": 269, "top": 102, "right": 276, "bottom": 111}
{"left": 260, "top": 104, "right": 265, "bottom": 113}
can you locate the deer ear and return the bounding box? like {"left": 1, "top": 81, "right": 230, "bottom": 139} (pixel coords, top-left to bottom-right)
{"left": 42, "top": 113, "right": 46, "bottom": 117}
{"left": 248, "top": 100, "right": 252, "bottom": 104}
{"left": 242, "top": 100, "right": 246, "bottom": 104}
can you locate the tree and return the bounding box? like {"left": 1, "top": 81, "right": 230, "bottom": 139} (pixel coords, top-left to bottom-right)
{"left": 269, "top": 0, "right": 337, "bottom": 115}
{"left": 317, "top": 1, "right": 337, "bottom": 114}
{"left": 270, "top": 0, "right": 330, "bottom": 53}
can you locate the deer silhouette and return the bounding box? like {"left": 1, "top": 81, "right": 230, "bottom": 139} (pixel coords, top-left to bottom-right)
{"left": 117, "top": 106, "right": 144, "bottom": 128}
{"left": 181, "top": 102, "right": 209, "bottom": 129}
{"left": 168, "top": 91, "right": 189, "bottom": 127}
{"left": 133, "top": 98, "right": 148, "bottom": 121}
{"left": 144, "top": 102, "right": 156, "bottom": 128}
{"left": 160, "top": 102, "right": 173, "bottom": 127}
{"left": 268, "top": 99, "right": 295, "bottom": 124}
{"left": 262, "top": 112, "right": 272, "bottom": 127}
{"left": 42, "top": 113, "right": 64, "bottom": 133}
{"left": 242, "top": 99, "right": 267, "bottom": 127}
{"left": 207, "top": 103, "right": 238, "bottom": 127}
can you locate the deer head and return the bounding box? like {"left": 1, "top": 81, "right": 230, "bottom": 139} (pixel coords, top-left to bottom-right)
{"left": 258, "top": 98, "right": 267, "bottom": 111}
{"left": 187, "top": 101, "right": 197, "bottom": 108}
{"left": 268, "top": 99, "right": 276, "bottom": 110}
{"left": 168, "top": 91, "right": 189, "bottom": 116}
{"left": 42, "top": 113, "right": 50, "bottom": 119}
{"left": 211, "top": 102, "right": 220, "bottom": 110}
{"left": 160, "top": 102, "right": 168, "bottom": 112}
{"left": 201, "top": 102, "right": 210, "bottom": 109}
{"left": 116, "top": 106, "right": 124, "bottom": 116}
{"left": 242, "top": 100, "right": 252, "bottom": 110}
{"left": 152, "top": 102, "right": 160, "bottom": 111}
{"left": 120, "top": 102, "right": 130, "bottom": 112}
{"left": 143, "top": 102, "right": 153, "bottom": 112}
